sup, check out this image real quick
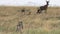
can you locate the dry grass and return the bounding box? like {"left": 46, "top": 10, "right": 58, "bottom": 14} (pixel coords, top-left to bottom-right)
{"left": 0, "top": 6, "right": 60, "bottom": 34}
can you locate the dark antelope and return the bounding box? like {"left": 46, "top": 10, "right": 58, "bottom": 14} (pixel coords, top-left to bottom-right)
{"left": 16, "top": 21, "right": 23, "bottom": 32}
{"left": 37, "top": 1, "right": 49, "bottom": 14}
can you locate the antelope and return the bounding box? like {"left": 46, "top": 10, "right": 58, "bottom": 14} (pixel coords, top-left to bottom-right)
{"left": 16, "top": 21, "right": 23, "bottom": 32}
{"left": 21, "top": 8, "right": 25, "bottom": 12}
{"left": 37, "top": 1, "right": 49, "bottom": 14}
{"left": 20, "top": 8, "right": 26, "bottom": 15}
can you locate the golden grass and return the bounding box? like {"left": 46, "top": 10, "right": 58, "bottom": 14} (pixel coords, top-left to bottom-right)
{"left": 0, "top": 6, "right": 60, "bottom": 34}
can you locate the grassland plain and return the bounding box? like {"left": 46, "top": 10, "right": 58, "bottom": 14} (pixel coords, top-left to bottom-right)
{"left": 0, "top": 6, "right": 60, "bottom": 34}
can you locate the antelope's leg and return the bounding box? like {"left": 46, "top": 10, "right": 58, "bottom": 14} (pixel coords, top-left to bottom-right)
{"left": 16, "top": 26, "right": 20, "bottom": 32}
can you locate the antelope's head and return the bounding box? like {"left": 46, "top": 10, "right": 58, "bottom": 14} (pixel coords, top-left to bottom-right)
{"left": 46, "top": 1, "right": 49, "bottom": 5}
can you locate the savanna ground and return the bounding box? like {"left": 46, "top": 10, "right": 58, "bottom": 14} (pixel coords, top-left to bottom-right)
{"left": 0, "top": 6, "right": 60, "bottom": 34}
